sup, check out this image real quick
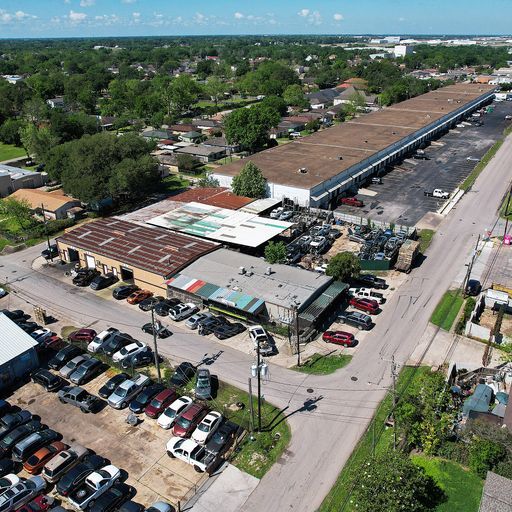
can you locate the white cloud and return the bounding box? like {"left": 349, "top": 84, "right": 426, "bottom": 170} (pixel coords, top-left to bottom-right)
{"left": 398, "top": 17, "right": 406, "bottom": 22}
{"left": 298, "top": 8, "right": 321, "bottom": 25}
{"left": 234, "top": 12, "right": 244, "bottom": 19}
{"left": 298, "top": 8, "right": 310, "bottom": 17}
{"left": 68, "top": 10, "right": 87, "bottom": 22}
{"left": 0, "top": 9, "right": 36, "bottom": 23}
{"left": 79, "top": 0, "right": 95, "bottom": 6}
{"left": 132, "top": 12, "right": 140, "bottom": 17}
{"left": 193, "top": 12, "right": 207, "bottom": 24}
{"left": 64, "top": 0, "right": 71, "bottom": 3}
{"left": 333, "top": 13, "right": 344, "bottom": 21}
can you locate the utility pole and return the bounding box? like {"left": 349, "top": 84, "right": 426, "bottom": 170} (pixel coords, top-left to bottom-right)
{"left": 503, "top": 184, "right": 512, "bottom": 239}
{"left": 462, "top": 234, "right": 481, "bottom": 297}
{"left": 248, "top": 377, "right": 254, "bottom": 436}
{"left": 391, "top": 355, "right": 397, "bottom": 451}
{"left": 256, "top": 335, "right": 262, "bottom": 431}
{"left": 40, "top": 203, "right": 53, "bottom": 262}
{"left": 295, "top": 306, "right": 301, "bottom": 367}
{"left": 150, "top": 308, "right": 162, "bottom": 383}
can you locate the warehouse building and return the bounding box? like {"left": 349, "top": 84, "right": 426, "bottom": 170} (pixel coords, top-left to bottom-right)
{"left": 0, "top": 164, "right": 48, "bottom": 198}
{"left": 56, "top": 218, "right": 219, "bottom": 294}
{"left": 166, "top": 248, "right": 343, "bottom": 326}
{"left": 0, "top": 313, "right": 39, "bottom": 391}
{"left": 213, "top": 84, "right": 495, "bottom": 208}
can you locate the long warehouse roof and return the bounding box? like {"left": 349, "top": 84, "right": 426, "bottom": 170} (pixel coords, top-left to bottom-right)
{"left": 57, "top": 218, "right": 219, "bottom": 277}
{"left": 0, "top": 314, "right": 38, "bottom": 366}
{"left": 216, "top": 83, "right": 495, "bottom": 190}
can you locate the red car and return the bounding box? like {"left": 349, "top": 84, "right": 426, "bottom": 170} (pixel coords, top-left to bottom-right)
{"left": 322, "top": 331, "right": 356, "bottom": 347}
{"left": 145, "top": 388, "right": 178, "bottom": 419}
{"left": 23, "top": 441, "right": 68, "bottom": 474}
{"left": 68, "top": 329, "right": 97, "bottom": 344}
{"left": 40, "top": 336, "right": 64, "bottom": 350}
{"left": 17, "top": 495, "right": 54, "bottom": 512}
{"left": 349, "top": 297, "right": 379, "bottom": 314}
{"left": 172, "top": 403, "right": 208, "bottom": 438}
{"left": 340, "top": 197, "right": 364, "bottom": 207}
{"left": 127, "top": 289, "right": 153, "bottom": 305}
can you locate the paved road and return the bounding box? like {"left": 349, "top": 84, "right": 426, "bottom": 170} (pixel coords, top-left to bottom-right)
{"left": 1, "top": 135, "right": 511, "bottom": 512}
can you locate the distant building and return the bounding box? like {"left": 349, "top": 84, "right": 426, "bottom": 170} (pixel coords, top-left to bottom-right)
{"left": 46, "top": 97, "right": 65, "bottom": 109}
{"left": 2, "top": 75, "right": 23, "bottom": 85}
{"left": 10, "top": 189, "right": 82, "bottom": 220}
{"left": 175, "top": 144, "right": 226, "bottom": 163}
{"left": 394, "top": 45, "right": 414, "bottom": 58}
{"left": 0, "top": 165, "right": 48, "bottom": 198}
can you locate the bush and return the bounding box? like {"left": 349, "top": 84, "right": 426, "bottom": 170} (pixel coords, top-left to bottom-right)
{"left": 469, "top": 438, "right": 507, "bottom": 477}
{"left": 437, "top": 440, "right": 470, "bottom": 466}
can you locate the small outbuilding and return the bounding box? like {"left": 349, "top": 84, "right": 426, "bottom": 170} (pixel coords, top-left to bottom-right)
{"left": 0, "top": 313, "right": 39, "bottom": 391}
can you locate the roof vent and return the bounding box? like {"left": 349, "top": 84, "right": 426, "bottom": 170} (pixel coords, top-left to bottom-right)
{"left": 337, "top": 155, "right": 343, "bottom": 160}
{"left": 364, "top": 140, "right": 368, "bottom": 143}
{"left": 239, "top": 266, "right": 246, "bottom": 275}
{"left": 246, "top": 270, "right": 253, "bottom": 277}
{"left": 266, "top": 266, "right": 273, "bottom": 275}
{"left": 298, "top": 167, "right": 308, "bottom": 174}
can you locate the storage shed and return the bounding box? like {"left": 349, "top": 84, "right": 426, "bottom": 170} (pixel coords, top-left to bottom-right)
{"left": 0, "top": 313, "right": 39, "bottom": 390}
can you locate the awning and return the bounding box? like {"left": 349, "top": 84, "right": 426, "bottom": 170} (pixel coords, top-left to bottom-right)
{"left": 299, "top": 281, "right": 348, "bottom": 324}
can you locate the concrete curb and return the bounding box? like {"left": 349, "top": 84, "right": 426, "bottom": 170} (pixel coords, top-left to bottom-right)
{"left": 438, "top": 188, "right": 465, "bottom": 216}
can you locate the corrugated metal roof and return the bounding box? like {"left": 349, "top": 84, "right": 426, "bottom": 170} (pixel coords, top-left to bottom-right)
{"left": 299, "top": 281, "right": 348, "bottom": 323}
{"left": 171, "top": 188, "right": 254, "bottom": 210}
{"left": 0, "top": 314, "right": 38, "bottom": 366}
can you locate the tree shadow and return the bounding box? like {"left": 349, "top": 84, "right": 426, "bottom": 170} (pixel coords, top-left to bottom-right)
{"left": 262, "top": 395, "right": 324, "bottom": 431}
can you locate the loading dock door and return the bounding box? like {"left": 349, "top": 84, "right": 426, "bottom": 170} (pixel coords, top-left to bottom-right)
{"left": 120, "top": 267, "right": 134, "bottom": 282}
{"left": 85, "top": 255, "right": 96, "bottom": 269}
{"left": 68, "top": 248, "right": 79, "bottom": 262}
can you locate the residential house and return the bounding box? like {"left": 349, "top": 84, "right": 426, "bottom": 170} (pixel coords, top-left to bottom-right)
{"left": 180, "top": 131, "right": 204, "bottom": 143}
{"left": 10, "top": 188, "right": 82, "bottom": 220}
{"left": 203, "top": 136, "right": 240, "bottom": 153}
{"left": 270, "top": 119, "right": 307, "bottom": 139}
{"left": 47, "top": 97, "right": 65, "bottom": 109}
{"left": 306, "top": 88, "right": 341, "bottom": 109}
{"left": 175, "top": 144, "right": 226, "bottom": 163}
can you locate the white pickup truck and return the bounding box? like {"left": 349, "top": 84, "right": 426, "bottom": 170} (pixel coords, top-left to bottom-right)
{"left": 166, "top": 437, "right": 218, "bottom": 474}
{"left": 68, "top": 464, "right": 120, "bottom": 510}
{"left": 348, "top": 287, "right": 385, "bottom": 304}
{"left": 424, "top": 189, "right": 450, "bottom": 199}
{"left": 107, "top": 373, "right": 149, "bottom": 409}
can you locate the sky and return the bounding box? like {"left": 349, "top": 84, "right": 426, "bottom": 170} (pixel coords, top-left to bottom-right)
{"left": 0, "top": 0, "right": 511, "bottom": 38}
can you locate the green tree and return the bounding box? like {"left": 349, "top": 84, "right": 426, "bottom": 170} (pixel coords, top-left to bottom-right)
{"left": 0, "top": 197, "right": 32, "bottom": 230}
{"left": 231, "top": 161, "right": 267, "bottom": 198}
{"left": 197, "top": 170, "right": 220, "bottom": 188}
{"left": 19, "top": 124, "right": 59, "bottom": 161}
{"left": 224, "top": 103, "right": 280, "bottom": 153}
{"left": 264, "top": 241, "right": 287, "bottom": 264}
{"left": 0, "top": 119, "right": 25, "bottom": 146}
{"left": 352, "top": 451, "right": 444, "bottom": 512}
{"left": 469, "top": 439, "right": 507, "bottom": 478}
{"left": 326, "top": 252, "right": 361, "bottom": 281}
{"left": 159, "top": 75, "right": 201, "bottom": 117}
{"left": 204, "top": 76, "right": 228, "bottom": 106}
{"left": 305, "top": 119, "right": 321, "bottom": 132}
{"left": 283, "top": 84, "right": 308, "bottom": 109}
{"left": 176, "top": 154, "right": 199, "bottom": 173}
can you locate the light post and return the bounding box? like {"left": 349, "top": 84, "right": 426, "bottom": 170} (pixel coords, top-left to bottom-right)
{"left": 292, "top": 302, "right": 301, "bottom": 367}
{"left": 150, "top": 308, "right": 162, "bottom": 383}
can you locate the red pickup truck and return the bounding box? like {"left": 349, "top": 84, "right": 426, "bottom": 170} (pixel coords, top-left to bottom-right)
{"left": 349, "top": 297, "right": 379, "bottom": 314}
{"left": 340, "top": 197, "right": 364, "bottom": 207}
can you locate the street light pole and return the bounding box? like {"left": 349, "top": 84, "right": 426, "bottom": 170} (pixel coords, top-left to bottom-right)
{"left": 151, "top": 308, "right": 162, "bottom": 383}
{"left": 256, "top": 335, "right": 262, "bottom": 432}
{"left": 294, "top": 304, "right": 301, "bottom": 367}
{"left": 40, "top": 203, "right": 53, "bottom": 262}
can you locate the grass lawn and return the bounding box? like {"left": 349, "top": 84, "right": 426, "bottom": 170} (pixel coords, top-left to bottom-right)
{"left": 499, "top": 190, "right": 512, "bottom": 220}
{"left": 431, "top": 290, "right": 464, "bottom": 331}
{"left": 293, "top": 353, "right": 352, "bottom": 375}
{"left": 0, "top": 143, "right": 26, "bottom": 162}
{"left": 460, "top": 138, "right": 503, "bottom": 192}
{"left": 160, "top": 174, "right": 190, "bottom": 193}
{"left": 418, "top": 228, "right": 435, "bottom": 253}
{"left": 412, "top": 455, "right": 483, "bottom": 512}
{"left": 319, "top": 366, "right": 430, "bottom": 512}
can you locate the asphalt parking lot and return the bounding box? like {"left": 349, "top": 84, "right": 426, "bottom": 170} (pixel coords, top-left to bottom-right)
{"left": 337, "top": 100, "right": 512, "bottom": 227}
{"left": 9, "top": 374, "right": 205, "bottom": 509}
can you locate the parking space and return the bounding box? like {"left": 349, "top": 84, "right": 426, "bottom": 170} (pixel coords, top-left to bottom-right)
{"left": 336, "top": 100, "right": 512, "bottom": 226}
{"left": 9, "top": 375, "right": 205, "bottom": 509}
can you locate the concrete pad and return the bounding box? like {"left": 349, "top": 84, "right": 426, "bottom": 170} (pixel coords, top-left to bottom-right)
{"left": 187, "top": 464, "right": 259, "bottom": 512}
{"left": 416, "top": 212, "right": 444, "bottom": 230}
{"left": 357, "top": 188, "right": 378, "bottom": 197}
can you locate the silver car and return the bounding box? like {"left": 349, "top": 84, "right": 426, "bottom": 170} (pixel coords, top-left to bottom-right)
{"left": 185, "top": 312, "right": 212, "bottom": 330}
{"left": 60, "top": 355, "right": 89, "bottom": 378}
{"left": 0, "top": 476, "right": 46, "bottom": 512}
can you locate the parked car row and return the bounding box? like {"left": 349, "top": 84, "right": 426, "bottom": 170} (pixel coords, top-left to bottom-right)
{"left": 286, "top": 223, "right": 340, "bottom": 263}
{"left": 0, "top": 399, "right": 172, "bottom": 512}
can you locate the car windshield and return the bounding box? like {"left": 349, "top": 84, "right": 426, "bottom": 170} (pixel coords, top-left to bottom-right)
{"left": 74, "top": 366, "right": 87, "bottom": 376}
{"left": 163, "top": 408, "right": 176, "bottom": 419}
{"left": 26, "top": 454, "right": 39, "bottom": 466}
{"left": 115, "top": 387, "right": 128, "bottom": 398}
{"left": 120, "top": 346, "right": 130, "bottom": 355}
{"left": 0, "top": 478, "right": 11, "bottom": 488}
{"left": 197, "top": 423, "right": 210, "bottom": 433}
{"left": 149, "top": 398, "right": 162, "bottom": 408}
{"left": 197, "top": 377, "right": 209, "bottom": 387}
{"left": 176, "top": 416, "right": 191, "bottom": 429}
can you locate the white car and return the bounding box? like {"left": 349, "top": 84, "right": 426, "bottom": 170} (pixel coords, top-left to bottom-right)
{"left": 0, "top": 288, "right": 7, "bottom": 298}
{"left": 157, "top": 396, "right": 193, "bottom": 430}
{"left": 270, "top": 207, "right": 283, "bottom": 219}
{"left": 112, "top": 341, "right": 146, "bottom": 362}
{"left": 0, "top": 476, "right": 45, "bottom": 512}
{"left": 87, "top": 327, "right": 119, "bottom": 353}
{"left": 30, "top": 328, "right": 53, "bottom": 343}
{"left": 192, "top": 411, "right": 222, "bottom": 444}
{"left": 168, "top": 303, "right": 199, "bottom": 321}
{"left": 0, "top": 474, "right": 20, "bottom": 493}
{"left": 185, "top": 312, "right": 211, "bottom": 330}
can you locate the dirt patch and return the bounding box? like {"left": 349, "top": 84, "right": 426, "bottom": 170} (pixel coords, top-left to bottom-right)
{"left": 479, "top": 309, "right": 512, "bottom": 336}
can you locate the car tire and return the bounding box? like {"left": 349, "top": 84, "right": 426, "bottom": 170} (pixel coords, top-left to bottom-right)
{"left": 168, "top": 451, "right": 176, "bottom": 459}
{"left": 59, "top": 398, "right": 66, "bottom": 404}
{"left": 89, "top": 500, "right": 95, "bottom": 508}
{"left": 80, "top": 407, "right": 89, "bottom": 414}
{"left": 193, "top": 465, "right": 204, "bottom": 473}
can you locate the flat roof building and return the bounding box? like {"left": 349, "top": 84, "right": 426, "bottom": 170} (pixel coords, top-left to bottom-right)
{"left": 0, "top": 165, "right": 48, "bottom": 198}
{"left": 213, "top": 83, "right": 495, "bottom": 208}
{"left": 170, "top": 188, "right": 254, "bottom": 210}
{"left": 147, "top": 202, "right": 292, "bottom": 249}
{"left": 56, "top": 218, "right": 219, "bottom": 293}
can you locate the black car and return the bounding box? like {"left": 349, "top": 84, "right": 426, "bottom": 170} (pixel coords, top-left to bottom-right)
{"left": 465, "top": 279, "right": 482, "bottom": 296}
{"left": 98, "top": 373, "right": 130, "bottom": 399}
{"left": 170, "top": 362, "right": 196, "bottom": 387}
{"left": 57, "top": 454, "right": 107, "bottom": 497}
{"left": 355, "top": 274, "right": 387, "bottom": 290}
{"left": 89, "top": 482, "right": 133, "bottom": 512}
{"left": 141, "top": 323, "right": 173, "bottom": 339}
{"left": 121, "top": 347, "right": 157, "bottom": 369}
{"left": 41, "top": 244, "right": 59, "bottom": 260}
{"left": 0, "top": 309, "right": 27, "bottom": 321}
{"left": 138, "top": 296, "right": 165, "bottom": 312}
{"left": 206, "top": 420, "right": 239, "bottom": 456}
{"left": 101, "top": 333, "right": 133, "bottom": 357}
{"left": 129, "top": 383, "right": 165, "bottom": 414}
{"left": 213, "top": 322, "right": 246, "bottom": 340}
{"left": 112, "top": 285, "right": 139, "bottom": 300}
{"left": 31, "top": 369, "right": 65, "bottom": 392}
{"left": 337, "top": 311, "right": 373, "bottom": 330}
{"left": 12, "top": 428, "right": 59, "bottom": 462}
{"left": 18, "top": 322, "right": 40, "bottom": 334}
{"left": 0, "top": 400, "right": 11, "bottom": 417}
{"left": 119, "top": 501, "right": 144, "bottom": 512}
{"left": 154, "top": 298, "right": 181, "bottom": 317}
{"left": 72, "top": 269, "right": 100, "bottom": 287}
{"left": 0, "top": 459, "right": 15, "bottom": 478}
{"left": 0, "top": 420, "right": 43, "bottom": 458}
{"left": 197, "top": 315, "right": 226, "bottom": 335}
{"left": 48, "top": 345, "right": 82, "bottom": 370}
{"left": 90, "top": 273, "right": 119, "bottom": 291}
{"left": 0, "top": 410, "right": 32, "bottom": 439}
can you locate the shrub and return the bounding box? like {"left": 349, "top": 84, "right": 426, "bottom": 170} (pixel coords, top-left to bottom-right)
{"left": 469, "top": 438, "right": 507, "bottom": 477}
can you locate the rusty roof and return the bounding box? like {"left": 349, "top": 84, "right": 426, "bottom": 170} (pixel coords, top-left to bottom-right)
{"left": 215, "top": 83, "right": 495, "bottom": 190}
{"left": 171, "top": 187, "right": 254, "bottom": 210}
{"left": 57, "top": 218, "right": 219, "bottom": 277}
